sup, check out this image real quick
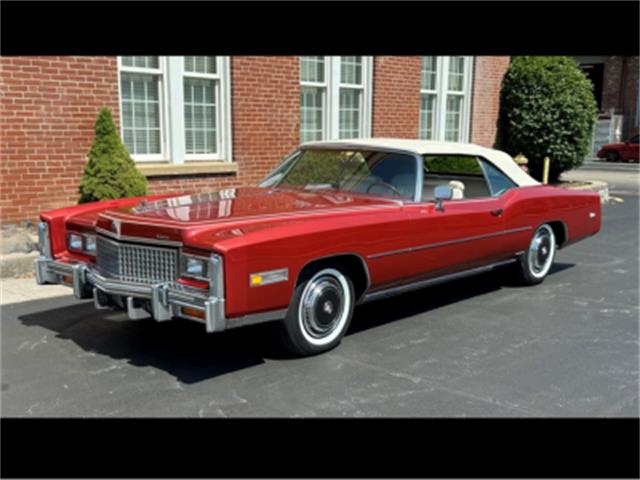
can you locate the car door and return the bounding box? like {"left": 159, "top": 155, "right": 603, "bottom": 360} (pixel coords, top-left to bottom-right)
{"left": 370, "top": 155, "right": 512, "bottom": 287}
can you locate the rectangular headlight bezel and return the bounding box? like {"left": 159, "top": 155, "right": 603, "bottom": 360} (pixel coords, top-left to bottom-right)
{"left": 84, "top": 235, "right": 97, "bottom": 255}
{"left": 66, "top": 231, "right": 97, "bottom": 256}
{"left": 67, "top": 232, "right": 84, "bottom": 252}
{"left": 180, "top": 253, "right": 209, "bottom": 281}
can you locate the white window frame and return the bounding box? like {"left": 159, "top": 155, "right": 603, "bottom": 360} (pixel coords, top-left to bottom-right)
{"left": 300, "top": 56, "right": 373, "bottom": 141}
{"left": 117, "top": 57, "right": 168, "bottom": 162}
{"left": 300, "top": 57, "right": 328, "bottom": 142}
{"left": 117, "top": 56, "right": 232, "bottom": 164}
{"left": 419, "top": 56, "right": 474, "bottom": 142}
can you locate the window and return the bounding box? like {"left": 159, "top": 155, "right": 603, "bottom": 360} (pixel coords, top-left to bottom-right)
{"left": 266, "top": 148, "right": 416, "bottom": 201}
{"left": 629, "top": 135, "right": 639, "bottom": 144}
{"left": 478, "top": 158, "right": 517, "bottom": 196}
{"left": 118, "top": 56, "right": 231, "bottom": 163}
{"left": 120, "top": 57, "right": 163, "bottom": 158}
{"left": 422, "top": 154, "right": 490, "bottom": 200}
{"left": 299, "top": 56, "right": 372, "bottom": 142}
{"left": 419, "top": 56, "right": 473, "bottom": 142}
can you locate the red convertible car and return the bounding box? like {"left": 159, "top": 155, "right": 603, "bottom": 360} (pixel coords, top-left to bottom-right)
{"left": 35, "top": 139, "right": 601, "bottom": 355}
{"left": 596, "top": 134, "right": 639, "bottom": 162}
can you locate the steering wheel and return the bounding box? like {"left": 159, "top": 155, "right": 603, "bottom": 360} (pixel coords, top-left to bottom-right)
{"left": 366, "top": 180, "right": 403, "bottom": 197}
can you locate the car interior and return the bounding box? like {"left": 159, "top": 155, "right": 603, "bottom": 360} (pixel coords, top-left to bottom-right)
{"left": 342, "top": 152, "right": 517, "bottom": 202}
{"left": 422, "top": 154, "right": 516, "bottom": 201}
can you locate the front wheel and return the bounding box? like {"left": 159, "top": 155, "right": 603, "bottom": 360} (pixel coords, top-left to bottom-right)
{"left": 514, "top": 224, "right": 556, "bottom": 285}
{"left": 277, "top": 268, "right": 355, "bottom": 356}
{"left": 605, "top": 150, "right": 619, "bottom": 162}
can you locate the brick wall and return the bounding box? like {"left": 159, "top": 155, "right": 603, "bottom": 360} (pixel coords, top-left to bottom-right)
{"left": 602, "top": 56, "right": 624, "bottom": 114}
{"left": 0, "top": 56, "right": 301, "bottom": 224}
{"left": 0, "top": 56, "right": 120, "bottom": 224}
{"left": 139, "top": 57, "right": 300, "bottom": 199}
{"left": 1, "top": 55, "right": 510, "bottom": 224}
{"left": 372, "top": 57, "right": 422, "bottom": 138}
{"left": 600, "top": 56, "right": 639, "bottom": 138}
{"left": 621, "top": 56, "right": 638, "bottom": 137}
{"left": 470, "top": 56, "right": 510, "bottom": 148}
{"left": 230, "top": 56, "right": 299, "bottom": 185}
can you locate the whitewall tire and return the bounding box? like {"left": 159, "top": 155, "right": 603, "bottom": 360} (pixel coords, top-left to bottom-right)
{"left": 515, "top": 224, "right": 556, "bottom": 285}
{"left": 278, "top": 268, "right": 355, "bottom": 356}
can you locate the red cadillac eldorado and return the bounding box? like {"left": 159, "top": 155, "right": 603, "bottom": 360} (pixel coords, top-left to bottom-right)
{"left": 35, "top": 139, "right": 601, "bottom": 355}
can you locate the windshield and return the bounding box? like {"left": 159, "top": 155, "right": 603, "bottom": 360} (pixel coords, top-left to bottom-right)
{"left": 259, "top": 149, "right": 417, "bottom": 200}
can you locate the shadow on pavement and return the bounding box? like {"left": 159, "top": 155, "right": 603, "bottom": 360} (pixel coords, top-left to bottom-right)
{"left": 349, "top": 262, "right": 573, "bottom": 334}
{"left": 17, "top": 262, "right": 574, "bottom": 384}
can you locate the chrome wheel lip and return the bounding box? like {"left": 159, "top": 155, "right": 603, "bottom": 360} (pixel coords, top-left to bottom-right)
{"left": 298, "top": 268, "right": 351, "bottom": 347}
{"left": 528, "top": 225, "right": 555, "bottom": 279}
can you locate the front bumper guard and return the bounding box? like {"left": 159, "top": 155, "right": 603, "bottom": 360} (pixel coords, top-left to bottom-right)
{"left": 34, "top": 256, "right": 226, "bottom": 333}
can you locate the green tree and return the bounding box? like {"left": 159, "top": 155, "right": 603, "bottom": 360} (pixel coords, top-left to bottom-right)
{"left": 79, "top": 107, "right": 148, "bottom": 203}
{"left": 497, "top": 56, "right": 597, "bottom": 182}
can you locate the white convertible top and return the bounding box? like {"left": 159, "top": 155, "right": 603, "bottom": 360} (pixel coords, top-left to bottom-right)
{"left": 301, "top": 138, "right": 540, "bottom": 187}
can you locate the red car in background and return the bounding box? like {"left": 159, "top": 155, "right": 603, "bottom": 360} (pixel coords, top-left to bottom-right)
{"left": 597, "top": 134, "right": 639, "bottom": 162}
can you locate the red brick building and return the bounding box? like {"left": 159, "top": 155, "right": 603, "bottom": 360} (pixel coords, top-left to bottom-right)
{"left": 1, "top": 56, "right": 511, "bottom": 224}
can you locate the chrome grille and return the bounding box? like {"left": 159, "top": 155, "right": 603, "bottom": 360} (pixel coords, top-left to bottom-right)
{"left": 96, "top": 236, "right": 178, "bottom": 284}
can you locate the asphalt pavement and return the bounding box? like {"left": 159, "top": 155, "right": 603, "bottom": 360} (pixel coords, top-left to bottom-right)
{"left": 2, "top": 161, "right": 638, "bottom": 417}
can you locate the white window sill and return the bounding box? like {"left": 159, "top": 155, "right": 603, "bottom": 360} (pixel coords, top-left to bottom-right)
{"left": 137, "top": 161, "right": 238, "bottom": 177}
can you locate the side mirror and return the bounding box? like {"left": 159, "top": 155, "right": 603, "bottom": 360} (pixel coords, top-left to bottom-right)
{"left": 434, "top": 185, "right": 453, "bottom": 212}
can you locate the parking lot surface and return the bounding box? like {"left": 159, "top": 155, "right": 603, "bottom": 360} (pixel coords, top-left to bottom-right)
{"left": 2, "top": 167, "right": 638, "bottom": 417}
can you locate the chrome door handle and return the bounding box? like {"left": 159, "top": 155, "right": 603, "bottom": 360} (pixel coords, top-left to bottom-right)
{"left": 490, "top": 208, "right": 504, "bottom": 217}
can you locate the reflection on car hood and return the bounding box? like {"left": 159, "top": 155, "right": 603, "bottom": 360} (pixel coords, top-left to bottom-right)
{"left": 119, "top": 187, "right": 400, "bottom": 224}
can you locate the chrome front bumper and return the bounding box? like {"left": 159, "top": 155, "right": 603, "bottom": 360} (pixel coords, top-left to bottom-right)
{"left": 34, "top": 256, "right": 226, "bottom": 333}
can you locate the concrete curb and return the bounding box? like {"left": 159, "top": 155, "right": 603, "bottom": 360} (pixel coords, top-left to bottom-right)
{"left": 558, "top": 180, "right": 609, "bottom": 203}
{"left": 0, "top": 252, "right": 38, "bottom": 279}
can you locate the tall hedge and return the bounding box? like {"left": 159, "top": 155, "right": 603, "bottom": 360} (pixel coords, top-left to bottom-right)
{"left": 79, "top": 107, "right": 148, "bottom": 203}
{"left": 497, "top": 56, "right": 597, "bottom": 182}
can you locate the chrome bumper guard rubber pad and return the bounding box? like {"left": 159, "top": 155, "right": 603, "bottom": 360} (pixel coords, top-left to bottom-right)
{"left": 34, "top": 255, "right": 227, "bottom": 333}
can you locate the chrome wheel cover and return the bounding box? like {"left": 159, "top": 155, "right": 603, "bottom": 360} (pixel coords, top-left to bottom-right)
{"left": 298, "top": 268, "right": 351, "bottom": 346}
{"left": 528, "top": 225, "right": 555, "bottom": 279}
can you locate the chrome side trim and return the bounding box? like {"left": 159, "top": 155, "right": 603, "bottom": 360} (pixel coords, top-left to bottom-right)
{"left": 367, "top": 226, "right": 532, "bottom": 260}
{"left": 225, "top": 308, "right": 288, "bottom": 329}
{"left": 297, "top": 252, "right": 372, "bottom": 295}
{"left": 249, "top": 268, "right": 289, "bottom": 287}
{"left": 96, "top": 227, "right": 183, "bottom": 247}
{"left": 362, "top": 258, "right": 518, "bottom": 303}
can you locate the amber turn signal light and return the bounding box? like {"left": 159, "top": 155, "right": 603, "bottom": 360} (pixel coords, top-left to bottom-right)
{"left": 181, "top": 307, "right": 205, "bottom": 319}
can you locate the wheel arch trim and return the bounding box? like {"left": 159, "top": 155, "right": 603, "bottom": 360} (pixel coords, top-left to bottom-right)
{"left": 540, "top": 220, "right": 569, "bottom": 248}
{"left": 295, "top": 252, "right": 372, "bottom": 302}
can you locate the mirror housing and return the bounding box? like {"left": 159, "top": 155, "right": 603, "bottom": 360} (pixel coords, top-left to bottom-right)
{"left": 434, "top": 185, "right": 453, "bottom": 212}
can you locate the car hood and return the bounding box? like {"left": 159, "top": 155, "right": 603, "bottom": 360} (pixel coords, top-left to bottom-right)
{"left": 87, "top": 187, "right": 401, "bottom": 246}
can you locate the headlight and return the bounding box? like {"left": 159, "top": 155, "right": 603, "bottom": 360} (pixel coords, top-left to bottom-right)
{"left": 181, "top": 254, "right": 208, "bottom": 280}
{"left": 84, "top": 235, "right": 97, "bottom": 255}
{"left": 67, "top": 232, "right": 97, "bottom": 256}
{"left": 68, "top": 233, "right": 83, "bottom": 251}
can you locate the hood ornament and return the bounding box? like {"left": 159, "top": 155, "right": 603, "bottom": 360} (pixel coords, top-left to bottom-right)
{"left": 110, "top": 219, "right": 122, "bottom": 237}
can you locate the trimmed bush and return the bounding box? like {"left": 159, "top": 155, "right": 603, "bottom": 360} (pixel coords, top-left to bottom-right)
{"left": 79, "top": 107, "right": 148, "bottom": 203}
{"left": 497, "top": 56, "right": 597, "bottom": 182}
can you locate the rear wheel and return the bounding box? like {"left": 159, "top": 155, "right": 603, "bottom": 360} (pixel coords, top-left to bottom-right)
{"left": 605, "top": 150, "right": 619, "bottom": 162}
{"left": 278, "top": 268, "right": 355, "bottom": 356}
{"left": 514, "top": 224, "right": 556, "bottom": 285}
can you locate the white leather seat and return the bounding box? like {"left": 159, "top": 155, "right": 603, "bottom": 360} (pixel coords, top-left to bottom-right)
{"left": 449, "top": 180, "right": 465, "bottom": 199}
